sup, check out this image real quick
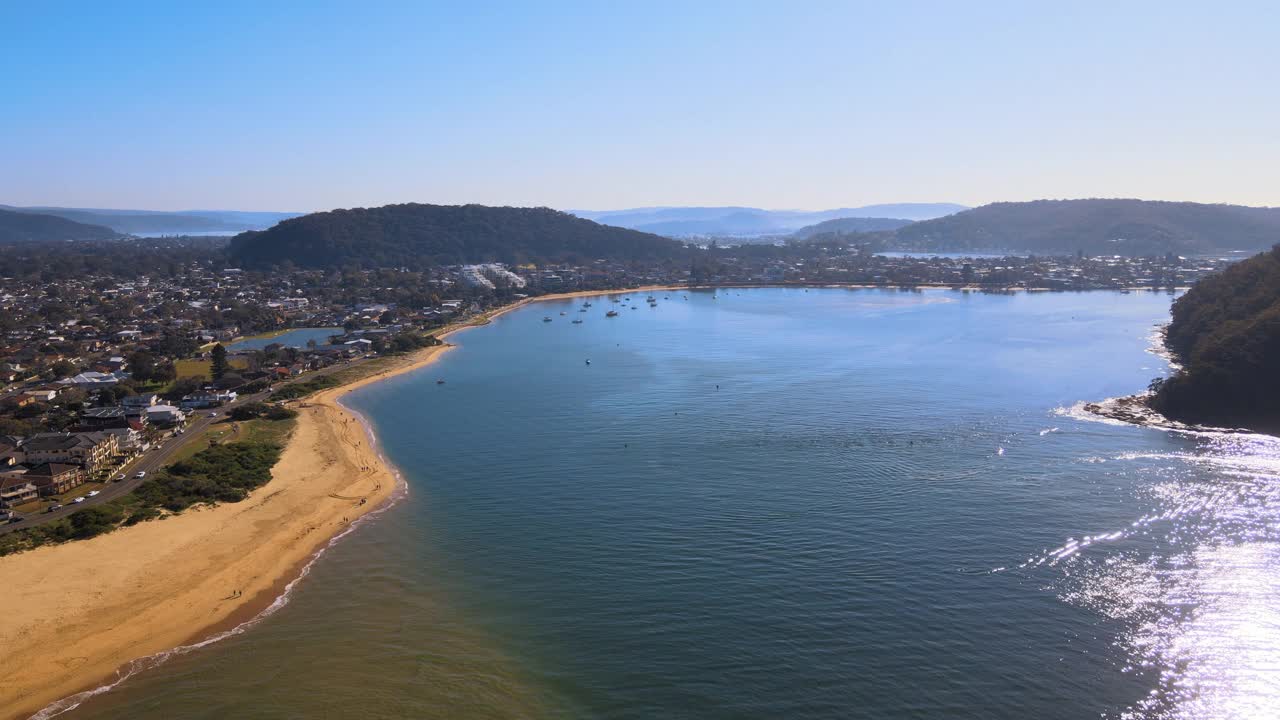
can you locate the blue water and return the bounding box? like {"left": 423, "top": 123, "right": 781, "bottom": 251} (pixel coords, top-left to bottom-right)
{"left": 226, "top": 327, "right": 342, "bottom": 351}
{"left": 69, "top": 288, "right": 1280, "bottom": 720}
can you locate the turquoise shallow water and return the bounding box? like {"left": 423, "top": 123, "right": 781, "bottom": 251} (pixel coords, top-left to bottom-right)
{"left": 64, "top": 288, "right": 1280, "bottom": 719}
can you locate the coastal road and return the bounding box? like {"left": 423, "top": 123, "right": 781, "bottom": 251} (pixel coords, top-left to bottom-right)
{"left": 0, "top": 405, "right": 231, "bottom": 534}
{"left": 0, "top": 355, "right": 378, "bottom": 535}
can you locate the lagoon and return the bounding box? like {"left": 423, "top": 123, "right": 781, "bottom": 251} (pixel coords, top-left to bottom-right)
{"left": 226, "top": 327, "right": 343, "bottom": 351}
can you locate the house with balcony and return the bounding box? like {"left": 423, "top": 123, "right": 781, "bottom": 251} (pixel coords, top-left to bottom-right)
{"left": 21, "top": 432, "right": 120, "bottom": 474}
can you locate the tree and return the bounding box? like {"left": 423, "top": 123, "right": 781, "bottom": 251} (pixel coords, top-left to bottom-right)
{"left": 163, "top": 377, "right": 205, "bottom": 402}
{"left": 210, "top": 344, "right": 229, "bottom": 381}
{"left": 128, "top": 351, "right": 158, "bottom": 382}
{"left": 46, "top": 359, "right": 77, "bottom": 380}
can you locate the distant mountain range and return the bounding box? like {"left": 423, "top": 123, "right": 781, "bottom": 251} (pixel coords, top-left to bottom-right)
{"left": 890, "top": 199, "right": 1280, "bottom": 256}
{"left": 0, "top": 208, "right": 121, "bottom": 244}
{"left": 572, "top": 204, "right": 966, "bottom": 237}
{"left": 228, "top": 203, "right": 685, "bottom": 270}
{"left": 0, "top": 205, "right": 301, "bottom": 236}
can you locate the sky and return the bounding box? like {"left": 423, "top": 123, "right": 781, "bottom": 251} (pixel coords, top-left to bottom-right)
{"left": 3, "top": 1, "right": 1278, "bottom": 212}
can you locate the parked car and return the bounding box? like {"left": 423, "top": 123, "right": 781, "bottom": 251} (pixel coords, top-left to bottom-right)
{"left": 116, "top": 474, "right": 126, "bottom": 482}
{"left": 135, "top": 471, "right": 147, "bottom": 479}
{"left": 47, "top": 504, "right": 63, "bottom": 513}
{"left": 72, "top": 497, "right": 85, "bottom": 504}
{"left": 9, "top": 515, "right": 23, "bottom": 523}
{"left": 87, "top": 490, "right": 100, "bottom": 497}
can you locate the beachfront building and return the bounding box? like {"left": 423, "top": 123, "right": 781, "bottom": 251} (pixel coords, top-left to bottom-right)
{"left": 179, "top": 390, "right": 237, "bottom": 409}
{"left": 21, "top": 432, "right": 120, "bottom": 475}
{"left": 145, "top": 405, "right": 186, "bottom": 426}
{"left": 24, "top": 463, "right": 86, "bottom": 497}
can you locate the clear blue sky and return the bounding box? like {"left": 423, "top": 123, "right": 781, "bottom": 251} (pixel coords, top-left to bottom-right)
{"left": 3, "top": 1, "right": 1277, "bottom": 212}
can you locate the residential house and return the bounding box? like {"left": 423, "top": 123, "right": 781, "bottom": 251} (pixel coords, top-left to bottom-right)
{"left": 25, "top": 463, "right": 86, "bottom": 496}
{"left": 180, "top": 390, "right": 236, "bottom": 409}
{"left": 59, "top": 371, "right": 129, "bottom": 388}
{"left": 22, "top": 432, "right": 119, "bottom": 474}
{"left": 79, "top": 406, "right": 131, "bottom": 428}
{"left": 0, "top": 475, "right": 38, "bottom": 508}
{"left": 22, "top": 389, "right": 59, "bottom": 403}
{"left": 123, "top": 393, "right": 159, "bottom": 409}
{"left": 101, "top": 426, "right": 145, "bottom": 453}
{"left": 145, "top": 405, "right": 186, "bottom": 426}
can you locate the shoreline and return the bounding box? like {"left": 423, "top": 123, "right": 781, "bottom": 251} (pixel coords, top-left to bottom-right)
{"left": 0, "top": 341, "right": 455, "bottom": 720}
{"left": 0, "top": 287, "right": 647, "bottom": 720}
{"left": 0, "top": 283, "right": 1180, "bottom": 719}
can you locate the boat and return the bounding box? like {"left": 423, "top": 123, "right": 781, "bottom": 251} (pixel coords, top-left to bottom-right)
{"left": 585, "top": 359, "right": 591, "bottom": 365}
{"left": 560, "top": 311, "right": 567, "bottom": 316}
{"left": 436, "top": 379, "right": 445, "bottom": 385}
{"left": 542, "top": 316, "right": 553, "bottom": 322}
{"left": 606, "top": 310, "right": 619, "bottom": 317}
{"left": 572, "top": 319, "right": 583, "bottom": 324}
{"left": 583, "top": 302, "right": 592, "bottom": 308}
{"left": 579, "top": 308, "right": 588, "bottom": 312}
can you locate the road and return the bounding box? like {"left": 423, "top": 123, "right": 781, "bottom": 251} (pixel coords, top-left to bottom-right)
{"left": 0, "top": 355, "right": 373, "bottom": 535}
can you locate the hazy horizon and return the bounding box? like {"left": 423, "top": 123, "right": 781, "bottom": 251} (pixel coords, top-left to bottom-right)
{"left": 5, "top": 2, "right": 1278, "bottom": 212}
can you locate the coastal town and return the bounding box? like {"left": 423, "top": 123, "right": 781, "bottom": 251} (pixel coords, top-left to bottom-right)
{"left": 0, "top": 241, "right": 1238, "bottom": 533}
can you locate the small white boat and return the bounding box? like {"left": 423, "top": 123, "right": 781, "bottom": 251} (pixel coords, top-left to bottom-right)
{"left": 542, "top": 316, "right": 553, "bottom": 322}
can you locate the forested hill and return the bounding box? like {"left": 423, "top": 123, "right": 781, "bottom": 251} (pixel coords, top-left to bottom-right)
{"left": 891, "top": 199, "right": 1280, "bottom": 255}
{"left": 0, "top": 208, "right": 120, "bottom": 244}
{"left": 1150, "top": 245, "right": 1280, "bottom": 430}
{"left": 227, "top": 204, "right": 687, "bottom": 270}
{"left": 790, "top": 216, "right": 914, "bottom": 239}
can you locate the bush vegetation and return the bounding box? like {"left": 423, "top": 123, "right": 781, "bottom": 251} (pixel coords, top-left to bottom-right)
{"left": 270, "top": 375, "right": 341, "bottom": 400}
{"left": 0, "top": 421, "right": 291, "bottom": 556}
{"left": 1149, "top": 245, "right": 1280, "bottom": 428}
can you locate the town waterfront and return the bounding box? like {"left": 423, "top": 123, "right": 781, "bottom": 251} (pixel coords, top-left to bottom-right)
{"left": 62, "top": 288, "right": 1280, "bottom": 719}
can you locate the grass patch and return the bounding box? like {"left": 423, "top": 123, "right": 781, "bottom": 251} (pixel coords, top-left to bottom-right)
{"left": 174, "top": 357, "right": 249, "bottom": 379}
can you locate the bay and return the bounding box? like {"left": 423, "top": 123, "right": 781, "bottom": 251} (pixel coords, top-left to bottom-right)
{"left": 67, "top": 288, "right": 1280, "bottom": 720}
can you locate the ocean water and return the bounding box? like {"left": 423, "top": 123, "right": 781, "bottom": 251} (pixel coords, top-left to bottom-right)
{"left": 63, "top": 288, "right": 1280, "bottom": 720}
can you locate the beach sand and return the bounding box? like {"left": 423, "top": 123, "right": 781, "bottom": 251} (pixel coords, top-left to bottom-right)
{"left": 0, "top": 286, "right": 670, "bottom": 719}
{"left": 0, "top": 342, "right": 457, "bottom": 719}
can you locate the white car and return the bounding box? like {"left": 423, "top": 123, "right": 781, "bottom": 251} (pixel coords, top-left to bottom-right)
{"left": 87, "top": 490, "right": 100, "bottom": 497}
{"left": 72, "top": 497, "right": 85, "bottom": 504}
{"left": 135, "top": 471, "right": 147, "bottom": 479}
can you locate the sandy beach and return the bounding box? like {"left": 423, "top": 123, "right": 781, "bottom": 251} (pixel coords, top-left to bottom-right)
{"left": 0, "top": 344, "right": 461, "bottom": 719}
{"left": 0, "top": 287, "right": 662, "bottom": 720}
